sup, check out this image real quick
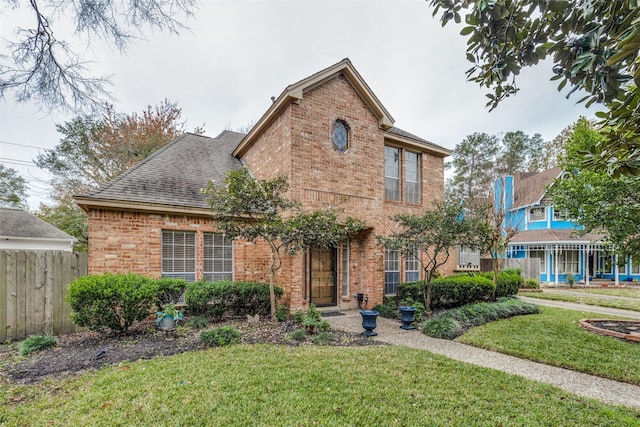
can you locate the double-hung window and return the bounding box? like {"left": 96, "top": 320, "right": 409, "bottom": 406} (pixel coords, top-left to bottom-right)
{"left": 162, "top": 230, "right": 196, "bottom": 281}
{"left": 405, "top": 250, "right": 420, "bottom": 282}
{"left": 203, "top": 233, "right": 233, "bottom": 281}
{"left": 385, "top": 248, "right": 401, "bottom": 295}
{"left": 529, "top": 207, "right": 546, "bottom": 222}
{"left": 385, "top": 146, "right": 401, "bottom": 201}
{"left": 405, "top": 151, "right": 420, "bottom": 204}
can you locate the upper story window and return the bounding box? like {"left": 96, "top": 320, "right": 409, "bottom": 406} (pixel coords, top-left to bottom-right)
{"left": 529, "top": 207, "right": 546, "bottom": 222}
{"left": 405, "top": 151, "right": 420, "bottom": 204}
{"left": 553, "top": 209, "right": 568, "bottom": 221}
{"left": 332, "top": 120, "right": 349, "bottom": 153}
{"left": 385, "top": 146, "right": 400, "bottom": 201}
{"left": 385, "top": 146, "right": 421, "bottom": 203}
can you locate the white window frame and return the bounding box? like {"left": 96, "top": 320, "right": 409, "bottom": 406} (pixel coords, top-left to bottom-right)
{"left": 385, "top": 248, "right": 401, "bottom": 295}
{"left": 203, "top": 233, "right": 234, "bottom": 281}
{"left": 529, "top": 207, "right": 546, "bottom": 222}
{"left": 458, "top": 246, "right": 480, "bottom": 267}
{"left": 341, "top": 242, "right": 350, "bottom": 297}
{"left": 631, "top": 258, "right": 640, "bottom": 275}
{"left": 405, "top": 250, "right": 420, "bottom": 282}
{"left": 162, "top": 230, "right": 196, "bottom": 281}
{"left": 404, "top": 151, "right": 420, "bottom": 204}
{"left": 385, "top": 146, "right": 401, "bottom": 201}
{"left": 557, "top": 250, "right": 579, "bottom": 274}
{"left": 553, "top": 209, "right": 568, "bottom": 221}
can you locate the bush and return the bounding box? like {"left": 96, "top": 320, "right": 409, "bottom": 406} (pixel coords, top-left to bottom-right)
{"left": 311, "top": 332, "right": 333, "bottom": 345}
{"left": 276, "top": 304, "right": 289, "bottom": 322}
{"left": 292, "top": 310, "right": 305, "bottom": 325}
{"left": 495, "top": 271, "right": 522, "bottom": 298}
{"left": 430, "top": 276, "right": 495, "bottom": 309}
{"left": 19, "top": 335, "right": 57, "bottom": 356}
{"left": 66, "top": 273, "right": 158, "bottom": 334}
{"left": 185, "top": 316, "right": 209, "bottom": 329}
{"left": 422, "top": 317, "right": 460, "bottom": 339}
{"left": 421, "top": 298, "right": 540, "bottom": 339}
{"left": 372, "top": 303, "right": 397, "bottom": 319}
{"left": 155, "top": 278, "right": 187, "bottom": 306}
{"left": 185, "top": 280, "right": 283, "bottom": 319}
{"left": 523, "top": 278, "right": 540, "bottom": 289}
{"left": 291, "top": 329, "right": 306, "bottom": 341}
{"left": 199, "top": 326, "right": 241, "bottom": 347}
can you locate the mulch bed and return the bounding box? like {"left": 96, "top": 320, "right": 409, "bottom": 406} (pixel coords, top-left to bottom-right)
{"left": 579, "top": 319, "right": 640, "bottom": 342}
{"left": 0, "top": 318, "right": 380, "bottom": 385}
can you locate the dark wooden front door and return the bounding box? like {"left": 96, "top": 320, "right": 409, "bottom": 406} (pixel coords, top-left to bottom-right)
{"left": 310, "top": 247, "right": 337, "bottom": 306}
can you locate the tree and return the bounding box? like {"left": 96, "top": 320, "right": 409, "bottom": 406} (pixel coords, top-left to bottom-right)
{"left": 35, "top": 99, "right": 202, "bottom": 242}
{"left": 548, "top": 118, "right": 640, "bottom": 262}
{"left": 446, "top": 132, "right": 499, "bottom": 202}
{"left": 37, "top": 195, "right": 89, "bottom": 249}
{"left": 203, "top": 168, "right": 366, "bottom": 321}
{"left": 377, "top": 197, "right": 488, "bottom": 312}
{"left": 429, "top": 0, "right": 640, "bottom": 176}
{"left": 447, "top": 130, "right": 547, "bottom": 202}
{"left": 1, "top": 0, "right": 197, "bottom": 112}
{"left": 0, "top": 164, "right": 29, "bottom": 208}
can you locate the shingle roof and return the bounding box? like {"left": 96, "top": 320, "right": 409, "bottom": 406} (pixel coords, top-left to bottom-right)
{"left": 77, "top": 131, "right": 245, "bottom": 210}
{"left": 385, "top": 127, "right": 451, "bottom": 155}
{"left": 510, "top": 229, "right": 605, "bottom": 244}
{"left": 511, "top": 167, "right": 562, "bottom": 210}
{"left": 0, "top": 208, "right": 76, "bottom": 241}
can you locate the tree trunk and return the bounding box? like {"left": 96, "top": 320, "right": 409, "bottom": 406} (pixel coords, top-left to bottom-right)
{"left": 269, "top": 251, "right": 277, "bottom": 323}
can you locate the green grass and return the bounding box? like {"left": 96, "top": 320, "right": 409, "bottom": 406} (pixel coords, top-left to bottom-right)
{"left": 560, "top": 287, "right": 640, "bottom": 299}
{"left": 2, "top": 345, "right": 638, "bottom": 426}
{"left": 519, "top": 291, "right": 640, "bottom": 312}
{"left": 459, "top": 306, "right": 640, "bottom": 384}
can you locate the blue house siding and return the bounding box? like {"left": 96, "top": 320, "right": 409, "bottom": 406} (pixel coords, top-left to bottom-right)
{"left": 498, "top": 170, "right": 640, "bottom": 285}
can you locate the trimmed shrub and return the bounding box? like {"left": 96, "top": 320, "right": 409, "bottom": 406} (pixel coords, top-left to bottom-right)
{"left": 155, "top": 278, "right": 187, "bottom": 306}
{"left": 185, "top": 280, "right": 283, "bottom": 318}
{"left": 523, "top": 278, "right": 540, "bottom": 289}
{"left": 19, "top": 335, "right": 57, "bottom": 356}
{"left": 421, "top": 298, "right": 540, "bottom": 339}
{"left": 199, "top": 326, "right": 241, "bottom": 347}
{"left": 398, "top": 278, "right": 495, "bottom": 310}
{"left": 431, "top": 276, "right": 495, "bottom": 308}
{"left": 372, "top": 303, "right": 397, "bottom": 319}
{"left": 66, "top": 273, "right": 158, "bottom": 334}
{"left": 422, "top": 317, "right": 460, "bottom": 339}
{"left": 276, "top": 304, "right": 289, "bottom": 322}
{"left": 292, "top": 310, "right": 305, "bottom": 325}
{"left": 496, "top": 271, "right": 523, "bottom": 298}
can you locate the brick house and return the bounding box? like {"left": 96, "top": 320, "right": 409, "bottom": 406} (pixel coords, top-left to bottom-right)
{"left": 75, "top": 59, "right": 452, "bottom": 310}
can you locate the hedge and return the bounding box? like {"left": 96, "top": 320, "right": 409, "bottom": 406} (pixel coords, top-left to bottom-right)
{"left": 480, "top": 268, "right": 523, "bottom": 298}
{"left": 185, "top": 280, "right": 283, "bottom": 318}
{"left": 66, "top": 273, "right": 158, "bottom": 334}
{"left": 397, "top": 275, "right": 495, "bottom": 310}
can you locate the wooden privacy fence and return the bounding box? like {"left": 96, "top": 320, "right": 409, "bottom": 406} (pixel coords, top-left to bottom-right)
{"left": 0, "top": 250, "right": 87, "bottom": 342}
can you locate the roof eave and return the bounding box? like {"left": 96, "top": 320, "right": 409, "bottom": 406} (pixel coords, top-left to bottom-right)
{"left": 384, "top": 133, "right": 452, "bottom": 157}
{"left": 75, "top": 197, "right": 213, "bottom": 217}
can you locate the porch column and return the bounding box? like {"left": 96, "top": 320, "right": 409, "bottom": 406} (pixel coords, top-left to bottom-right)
{"left": 585, "top": 244, "right": 590, "bottom": 287}
{"left": 615, "top": 253, "right": 620, "bottom": 287}
{"left": 554, "top": 244, "right": 559, "bottom": 286}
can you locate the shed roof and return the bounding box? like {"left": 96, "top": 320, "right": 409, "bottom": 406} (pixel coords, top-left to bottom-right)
{"left": 0, "top": 208, "right": 76, "bottom": 241}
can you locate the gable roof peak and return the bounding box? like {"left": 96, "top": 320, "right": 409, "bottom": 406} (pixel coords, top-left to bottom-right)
{"left": 233, "top": 58, "right": 395, "bottom": 157}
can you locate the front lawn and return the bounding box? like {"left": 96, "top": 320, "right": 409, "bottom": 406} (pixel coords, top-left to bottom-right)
{"left": 2, "top": 345, "right": 638, "bottom": 426}
{"left": 519, "top": 290, "right": 640, "bottom": 312}
{"left": 458, "top": 306, "right": 640, "bottom": 384}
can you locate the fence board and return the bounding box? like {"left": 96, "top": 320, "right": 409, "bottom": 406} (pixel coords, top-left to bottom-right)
{"left": 0, "top": 250, "right": 87, "bottom": 342}
{"left": 0, "top": 252, "right": 7, "bottom": 341}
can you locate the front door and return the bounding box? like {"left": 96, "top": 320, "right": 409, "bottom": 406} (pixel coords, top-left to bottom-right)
{"left": 310, "top": 247, "right": 337, "bottom": 306}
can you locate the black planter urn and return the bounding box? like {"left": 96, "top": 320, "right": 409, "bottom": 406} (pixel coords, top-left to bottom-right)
{"left": 398, "top": 306, "right": 417, "bottom": 330}
{"left": 360, "top": 310, "right": 379, "bottom": 337}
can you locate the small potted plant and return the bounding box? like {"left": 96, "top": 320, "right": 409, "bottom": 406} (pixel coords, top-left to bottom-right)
{"left": 156, "top": 303, "right": 183, "bottom": 331}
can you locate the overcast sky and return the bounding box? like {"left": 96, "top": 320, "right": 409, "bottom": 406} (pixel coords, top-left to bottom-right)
{"left": 0, "top": 1, "right": 594, "bottom": 208}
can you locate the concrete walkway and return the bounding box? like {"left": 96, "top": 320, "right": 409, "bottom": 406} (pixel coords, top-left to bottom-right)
{"left": 324, "top": 306, "right": 640, "bottom": 410}
{"left": 518, "top": 295, "right": 640, "bottom": 319}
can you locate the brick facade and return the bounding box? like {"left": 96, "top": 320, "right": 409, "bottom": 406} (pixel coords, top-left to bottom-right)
{"left": 81, "top": 60, "right": 452, "bottom": 312}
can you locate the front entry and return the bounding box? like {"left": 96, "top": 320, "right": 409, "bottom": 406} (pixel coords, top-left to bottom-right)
{"left": 310, "top": 247, "right": 337, "bottom": 306}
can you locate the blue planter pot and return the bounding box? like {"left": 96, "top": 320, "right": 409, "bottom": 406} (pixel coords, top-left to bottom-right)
{"left": 398, "top": 306, "right": 417, "bottom": 330}
{"left": 360, "top": 310, "right": 379, "bottom": 337}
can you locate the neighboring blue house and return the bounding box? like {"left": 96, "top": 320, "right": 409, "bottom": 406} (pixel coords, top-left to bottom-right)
{"left": 496, "top": 167, "right": 640, "bottom": 285}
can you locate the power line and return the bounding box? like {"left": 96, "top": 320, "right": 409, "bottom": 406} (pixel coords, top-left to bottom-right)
{"left": 0, "top": 140, "right": 46, "bottom": 150}
{"left": 0, "top": 157, "right": 37, "bottom": 166}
